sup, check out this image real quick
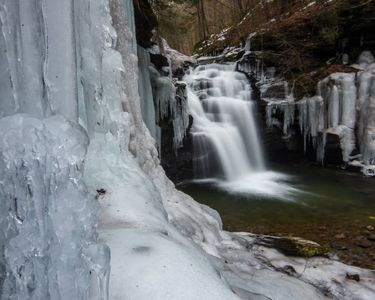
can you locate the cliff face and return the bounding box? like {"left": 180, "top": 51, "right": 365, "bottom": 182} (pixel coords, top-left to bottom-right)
{"left": 133, "top": 0, "right": 157, "bottom": 48}
{"left": 134, "top": 0, "right": 195, "bottom": 182}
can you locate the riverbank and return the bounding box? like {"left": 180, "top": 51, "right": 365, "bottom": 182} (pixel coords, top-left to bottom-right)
{"left": 182, "top": 162, "right": 375, "bottom": 269}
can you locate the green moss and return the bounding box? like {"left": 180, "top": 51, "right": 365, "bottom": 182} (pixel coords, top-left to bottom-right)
{"left": 319, "top": 26, "right": 340, "bottom": 46}
{"left": 272, "top": 237, "right": 330, "bottom": 258}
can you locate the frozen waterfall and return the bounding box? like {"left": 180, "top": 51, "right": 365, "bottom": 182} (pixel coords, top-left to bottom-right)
{"left": 184, "top": 64, "right": 298, "bottom": 198}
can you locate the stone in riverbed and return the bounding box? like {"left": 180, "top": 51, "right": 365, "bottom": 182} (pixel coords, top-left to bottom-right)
{"left": 257, "top": 236, "right": 330, "bottom": 258}
{"left": 356, "top": 239, "right": 372, "bottom": 249}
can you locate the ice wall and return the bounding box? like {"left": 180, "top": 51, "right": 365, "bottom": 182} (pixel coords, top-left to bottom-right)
{"left": 0, "top": 0, "right": 111, "bottom": 298}
{"left": 265, "top": 51, "right": 375, "bottom": 175}
{"left": 0, "top": 115, "right": 109, "bottom": 300}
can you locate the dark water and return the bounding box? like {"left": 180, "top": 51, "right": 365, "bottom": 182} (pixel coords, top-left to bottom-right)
{"left": 181, "top": 164, "right": 375, "bottom": 268}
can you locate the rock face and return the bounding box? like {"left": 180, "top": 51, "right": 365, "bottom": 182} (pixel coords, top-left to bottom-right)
{"left": 133, "top": 0, "right": 157, "bottom": 48}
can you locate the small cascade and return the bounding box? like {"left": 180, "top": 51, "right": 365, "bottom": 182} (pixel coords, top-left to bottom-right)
{"left": 185, "top": 64, "right": 296, "bottom": 198}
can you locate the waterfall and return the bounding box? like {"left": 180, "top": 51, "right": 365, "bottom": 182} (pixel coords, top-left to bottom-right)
{"left": 185, "top": 63, "right": 298, "bottom": 198}
{"left": 185, "top": 63, "right": 264, "bottom": 180}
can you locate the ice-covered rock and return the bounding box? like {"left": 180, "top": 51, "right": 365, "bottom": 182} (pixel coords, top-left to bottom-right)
{"left": 265, "top": 51, "right": 375, "bottom": 174}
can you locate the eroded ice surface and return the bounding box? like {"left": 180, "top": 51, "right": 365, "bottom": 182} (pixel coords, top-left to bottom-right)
{"left": 0, "top": 115, "right": 109, "bottom": 299}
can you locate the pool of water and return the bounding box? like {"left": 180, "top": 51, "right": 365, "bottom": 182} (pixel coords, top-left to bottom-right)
{"left": 181, "top": 163, "right": 375, "bottom": 269}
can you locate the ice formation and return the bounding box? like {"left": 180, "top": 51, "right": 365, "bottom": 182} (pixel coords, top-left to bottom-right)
{"left": 138, "top": 38, "right": 192, "bottom": 152}
{"left": 138, "top": 46, "right": 157, "bottom": 139}
{"left": 264, "top": 52, "right": 375, "bottom": 176}
{"left": 0, "top": 115, "right": 109, "bottom": 299}
{"left": 1, "top": 1, "right": 375, "bottom": 300}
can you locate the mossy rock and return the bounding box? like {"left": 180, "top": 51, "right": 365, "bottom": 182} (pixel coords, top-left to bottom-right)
{"left": 258, "top": 236, "right": 330, "bottom": 258}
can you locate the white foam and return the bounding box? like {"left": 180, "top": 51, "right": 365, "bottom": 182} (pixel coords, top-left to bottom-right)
{"left": 215, "top": 171, "right": 302, "bottom": 200}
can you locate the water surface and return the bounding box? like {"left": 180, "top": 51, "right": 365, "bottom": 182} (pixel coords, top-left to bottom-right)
{"left": 182, "top": 164, "right": 375, "bottom": 269}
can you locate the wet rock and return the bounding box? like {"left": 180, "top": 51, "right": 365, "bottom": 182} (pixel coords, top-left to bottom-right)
{"left": 346, "top": 273, "right": 360, "bottom": 282}
{"left": 133, "top": 0, "right": 157, "bottom": 48}
{"left": 278, "top": 265, "right": 297, "bottom": 276}
{"left": 257, "top": 236, "right": 330, "bottom": 258}
{"left": 324, "top": 132, "right": 344, "bottom": 165}
{"left": 150, "top": 53, "right": 169, "bottom": 70}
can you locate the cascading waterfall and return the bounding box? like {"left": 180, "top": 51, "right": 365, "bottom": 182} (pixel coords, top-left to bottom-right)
{"left": 185, "top": 63, "right": 298, "bottom": 198}
{"left": 185, "top": 63, "right": 264, "bottom": 180}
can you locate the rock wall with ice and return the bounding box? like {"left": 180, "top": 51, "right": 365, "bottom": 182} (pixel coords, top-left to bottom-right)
{"left": 262, "top": 51, "right": 375, "bottom": 176}
{"left": 148, "top": 40, "right": 192, "bottom": 153}
{"left": 137, "top": 36, "right": 192, "bottom": 154}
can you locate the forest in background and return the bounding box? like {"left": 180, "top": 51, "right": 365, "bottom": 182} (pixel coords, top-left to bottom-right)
{"left": 152, "top": 0, "right": 341, "bottom": 54}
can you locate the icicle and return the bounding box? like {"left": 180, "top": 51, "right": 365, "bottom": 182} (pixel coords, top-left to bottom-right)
{"left": 137, "top": 46, "right": 157, "bottom": 138}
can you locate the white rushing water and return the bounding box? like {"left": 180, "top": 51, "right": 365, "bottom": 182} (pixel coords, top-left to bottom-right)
{"left": 185, "top": 64, "right": 298, "bottom": 199}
